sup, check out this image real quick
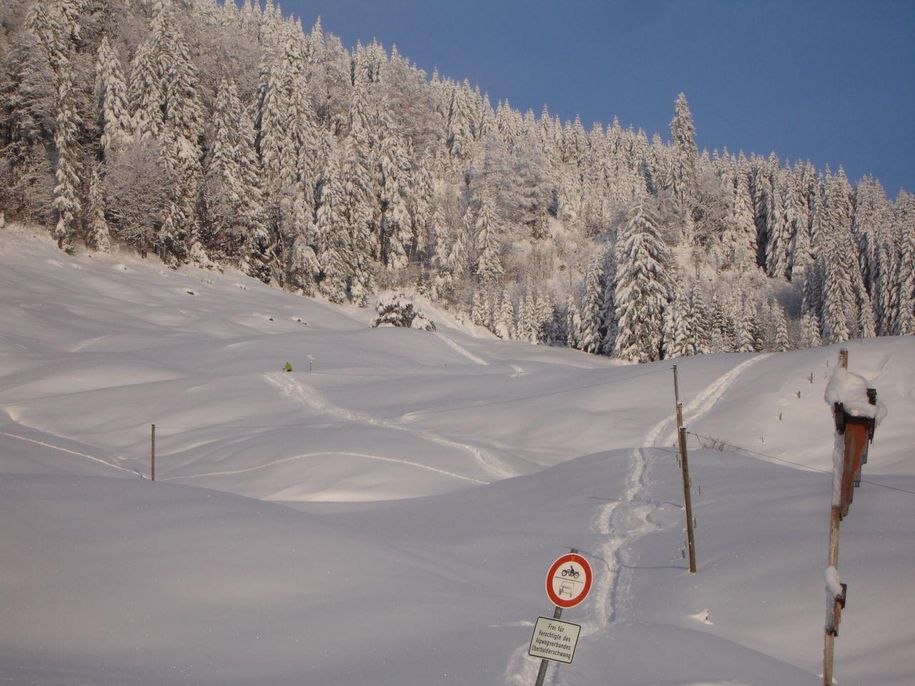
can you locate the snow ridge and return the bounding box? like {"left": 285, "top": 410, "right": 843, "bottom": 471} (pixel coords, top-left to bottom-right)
{"left": 162, "top": 450, "right": 489, "bottom": 485}
{"left": 265, "top": 372, "right": 511, "bottom": 480}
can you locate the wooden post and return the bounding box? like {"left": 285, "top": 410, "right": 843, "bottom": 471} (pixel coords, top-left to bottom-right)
{"left": 823, "top": 349, "right": 848, "bottom": 685}
{"left": 672, "top": 364, "right": 681, "bottom": 410}
{"left": 534, "top": 604, "right": 563, "bottom": 686}
{"left": 824, "top": 629, "right": 835, "bottom": 686}
{"left": 151, "top": 424, "right": 156, "bottom": 481}
{"left": 673, "top": 366, "right": 684, "bottom": 467}
{"left": 678, "top": 420, "right": 697, "bottom": 573}
{"left": 534, "top": 547, "right": 576, "bottom": 686}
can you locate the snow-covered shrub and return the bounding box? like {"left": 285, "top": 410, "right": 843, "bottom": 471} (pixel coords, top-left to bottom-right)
{"left": 372, "top": 294, "right": 436, "bottom": 331}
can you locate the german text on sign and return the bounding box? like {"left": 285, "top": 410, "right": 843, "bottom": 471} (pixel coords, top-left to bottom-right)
{"left": 528, "top": 616, "right": 582, "bottom": 664}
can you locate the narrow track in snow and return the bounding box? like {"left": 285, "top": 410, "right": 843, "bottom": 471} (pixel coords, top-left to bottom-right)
{"left": 503, "top": 353, "right": 767, "bottom": 685}
{"left": 0, "top": 429, "right": 141, "bottom": 477}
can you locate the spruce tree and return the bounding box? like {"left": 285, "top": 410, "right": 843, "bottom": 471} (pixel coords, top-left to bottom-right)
{"left": 613, "top": 199, "right": 673, "bottom": 362}
{"left": 819, "top": 238, "right": 852, "bottom": 343}
{"left": 95, "top": 35, "right": 132, "bottom": 159}
{"left": 771, "top": 301, "right": 791, "bottom": 352}
{"left": 86, "top": 164, "right": 111, "bottom": 253}
{"left": 474, "top": 194, "right": 503, "bottom": 289}
{"left": 495, "top": 288, "right": 515, "bottom": 340}
{"left": 203, "top": 77, "right": 247, "bottom": 261}
{"left": 26, "top": 2, "right": 82, "bottom": 253}
{"left": 314, "top": 150, "right": 351, "bottom": 303}
{"left": 379, "top": 127, "right": 413, "bottom": 270}
{"left": 51, "top": 70, "right": 81, "bottom": 253}
{"left": 894, "top": 192, "right": 915, "bottom": 334}
{"left": 565, "top": 291, "right": 581, "bottom": 350}
{"left": 340, "top": 134, "right": 375, "bottom": 305}
{"left": 667, "top": 93, "right": 698, "bottom": 241}
{"left": 800, "top": 310, "right": 823, "bottom": 348}
{"left": 723, "top": 170, "right": 757, "bottom": 270}
{"left": 578, "top": 252, "right": 605, "bottom": 354}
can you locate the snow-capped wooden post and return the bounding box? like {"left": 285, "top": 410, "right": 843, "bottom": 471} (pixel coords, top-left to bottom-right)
{"left": 672, "top": 364, "right": 682, "bottom": 415}
{"left": 677, "top": 419, "right": 697, "bottom": 574}
{"left": 672, "top": 366, "right": 697, "bottom": 572}
{"left": 150, "top": 424, "right": 156, "bottom": 481}
{"left": 822, "top": 349, "right": 884, "bottom": 686}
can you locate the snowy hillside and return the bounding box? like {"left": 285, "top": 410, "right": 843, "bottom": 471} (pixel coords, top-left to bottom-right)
{"left": 1, "top": 227, "right": 913, "bottom": 685}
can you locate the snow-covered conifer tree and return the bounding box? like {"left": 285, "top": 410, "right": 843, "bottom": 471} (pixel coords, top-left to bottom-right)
{"left": 800, "top": 309, "right": 822, "bottom": 348}
{"left": 86, "top": 164, "right": 111, "bottom": 253}
{"left": 203, "top": 78, "right": 247, "bottom": 260}
{"left": 95, "top": 36, "right": 132, "bottom": 159}
{"left": 51, "top": 72, "right": 81, "bottom": 253}
{"left": 128, "top": 12, "right": 167, "bottom": 141}
{"left": 565, "top": 291, "right": 581, "bottom": 350}
{"left": 765, "top": 168, "right": 795, "bottom": 279}
{"left": 474, "top": 194, "right": 503, "bottom": 289}
{"left": 600, "top": 249, "right": 618, "bottom": 355}
{"left": 379, "top": 127, "right": 413, "bottom": 270}
{"left": 494, "top": 288, "right": 515, "bottom": 339}
{"left": 819, "top": 238, "right": 852, "bottom": 344}
{"left": 613, "top": 199, "right": 673, "bottom": 362}
{"left": 26, "top": 2, "right": 82, "bottom": 252}
{"left": 771, "top": 301, "right": 791, "bottom": 352}
{"left": 734, "top": 301, "right": 757, "bottom": 353}
{"left": 340, "top": 134, "right": 376, "bottom": 305}
{"left": 577, "top": 252, "right": 605, "bottom": 354}
{"left": 722, "top": 170, "right": 757, "bottom": 270}
{"left": 894, "top": 192, "right": 915, "bottom": 334}
{"left": 667, "top": 93, "right": 699, "bottom": 241}
{"left": 314, "top": 150, "right": 351, "bottom": 303}
{"left": 535, "top": 291, "right": 555, "bottom": 344}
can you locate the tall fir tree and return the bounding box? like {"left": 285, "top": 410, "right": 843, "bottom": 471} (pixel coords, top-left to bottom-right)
{"left": 667, "top": 93, "right": 698, "bottom": 242}
{"left": 613, "top": 199, "right": 673, "bottom": 362}
{"left": 577, "top": 252, "right": 605, "bottom": 354}
{"left": 86, "top": 163, "right": 111, "bottom": 253}
{"left": 95, "top": 35, "right": 132, "bottom": 159}
{"left": 26, "top": 2, "right": 82, "bottom": 252}
{"left": 474, "top": 194, "right": 503, "bottom": 290}
{"left": 314, "top": 150, "right": 351, "bottom": 303}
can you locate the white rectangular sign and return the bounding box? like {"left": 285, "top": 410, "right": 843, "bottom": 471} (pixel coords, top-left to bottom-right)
{"left": 528, "top": 616, "right": 581, "bottom": 664}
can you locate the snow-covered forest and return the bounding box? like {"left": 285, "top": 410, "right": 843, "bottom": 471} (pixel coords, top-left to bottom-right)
{"left": 1, "top": 0, "right": 913, "bottom": 362}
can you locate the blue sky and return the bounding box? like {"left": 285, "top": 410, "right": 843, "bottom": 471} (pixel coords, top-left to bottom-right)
{"left": 279, "top": 0, "right": 914, "bottom": 194}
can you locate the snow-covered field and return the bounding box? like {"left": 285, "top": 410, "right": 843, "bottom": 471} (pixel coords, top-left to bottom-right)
{"left": 1, "top": 227, "right": 913, "bottom": 685}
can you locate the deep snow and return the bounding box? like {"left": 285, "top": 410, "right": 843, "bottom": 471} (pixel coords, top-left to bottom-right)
{"left": 1, "top": 227, "right": 913, "bottom": 685}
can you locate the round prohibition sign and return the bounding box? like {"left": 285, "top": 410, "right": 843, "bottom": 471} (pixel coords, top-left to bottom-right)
{"left": 546, "top": 553, "right": 593, "bottom": 608}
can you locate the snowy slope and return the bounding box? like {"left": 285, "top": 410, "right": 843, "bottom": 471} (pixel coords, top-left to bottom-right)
{"left": 1, "top": 227, "right": 913, "bottom": 685}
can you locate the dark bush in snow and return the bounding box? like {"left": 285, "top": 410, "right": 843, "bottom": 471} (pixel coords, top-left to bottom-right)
{"left": 372, "top": 294, "right": 436, "bottom": 331}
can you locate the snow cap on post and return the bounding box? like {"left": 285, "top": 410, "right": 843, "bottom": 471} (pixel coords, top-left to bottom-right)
{"left": 824, "top": 367, "right": 887, "bottom": 424}
{"left": 825, "top": 565, "right": 845, "bottom": 636}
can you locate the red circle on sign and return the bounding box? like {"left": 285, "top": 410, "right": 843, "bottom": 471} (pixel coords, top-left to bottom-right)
{"left": 545, "top": 553, "right": 593, "bottom": 608}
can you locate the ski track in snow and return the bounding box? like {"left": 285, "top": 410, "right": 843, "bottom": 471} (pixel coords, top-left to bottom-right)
{"left": 431, "top": 332, "right": 489, "bottom": 366}
{"left": 504, "top": 354, "right": 767, "bottom": 685}
{"left": 264, "top": 372, "right": 512, "bottom": 481}
{"left": 161, "top": 450, "right": 489, "bottom": 485}
{"left": 0, "top": 429, "right": 141, "bottom": 477}
{"left": 656, "top": 354, "right": 770, "bottom": 447}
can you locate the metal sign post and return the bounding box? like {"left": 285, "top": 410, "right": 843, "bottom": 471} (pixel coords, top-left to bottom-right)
{"left": 531, "top": 549, "right": 592, "bottom": 686}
